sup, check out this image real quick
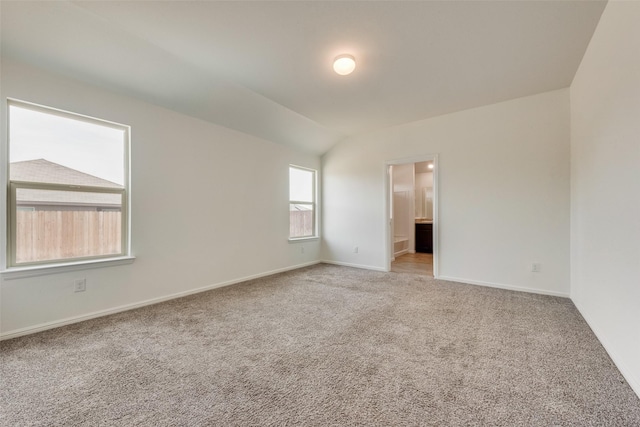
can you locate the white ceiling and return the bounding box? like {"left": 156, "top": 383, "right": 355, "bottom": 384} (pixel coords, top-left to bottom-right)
{"left": 1, "top": 1, "right": 607, "bottom": 154}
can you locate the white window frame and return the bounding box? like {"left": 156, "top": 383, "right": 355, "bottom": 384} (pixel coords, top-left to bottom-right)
{"left": 5, "top": 99, "right": 131, "bottom": 269}
{"left": 288, "top": 165, "right": 318, "bottom": 241}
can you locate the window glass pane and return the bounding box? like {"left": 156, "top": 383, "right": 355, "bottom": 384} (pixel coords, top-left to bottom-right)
{"left": 290, "top": 203, "right": 314, "bottom": 238}
{"left": 15, "top": 188, "right": 122, "bottom": 264}
{"left": 9, "top": 104, "right": 125, "bottom": 186}
{"left": 7, "top": 101, "right": 129, "bottom": 267}
{"left": 289, "top": 167, "right": 313, "bottom": 202}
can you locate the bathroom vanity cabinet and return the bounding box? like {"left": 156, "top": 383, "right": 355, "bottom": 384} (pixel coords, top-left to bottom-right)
{"left": 415, "top": 222, "right": 433, "bottom": 253}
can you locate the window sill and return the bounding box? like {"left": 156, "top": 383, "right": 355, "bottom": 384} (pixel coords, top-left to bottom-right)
{"left": 288, "top": 237, "right": 320, "bottom": 243}
{"left": 1, "top": 256, "right": 136, "bottom": 280}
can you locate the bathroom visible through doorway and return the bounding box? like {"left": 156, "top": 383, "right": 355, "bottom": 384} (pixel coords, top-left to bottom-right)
{"left": 386, "top": 155, "right": 438, "bottom": 277}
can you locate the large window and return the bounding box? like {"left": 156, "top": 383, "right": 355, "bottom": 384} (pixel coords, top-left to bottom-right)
{"left": 289, "top": 165, "right": 317, "bottom": 239}
{"left": 7, "top": 100, "right": 130, "bottom": 267}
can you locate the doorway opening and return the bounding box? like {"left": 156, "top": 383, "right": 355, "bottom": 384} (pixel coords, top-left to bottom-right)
{"left": 385, "top": 155, "right": 438, "bottom": 277}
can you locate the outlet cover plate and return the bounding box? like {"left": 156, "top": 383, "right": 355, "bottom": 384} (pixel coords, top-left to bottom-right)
{"left": 74, "top": 278, "right": 86, "bottom": 292}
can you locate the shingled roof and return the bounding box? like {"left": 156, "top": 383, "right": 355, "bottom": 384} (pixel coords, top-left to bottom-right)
{"left": 10, "top": 159, "right": 122, "bottom": 188}
{"left": 10, "top": 159, "right": 122, "bottom": 208}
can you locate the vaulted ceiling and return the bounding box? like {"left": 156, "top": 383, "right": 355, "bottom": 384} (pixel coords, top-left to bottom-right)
{"left": 1, "top": 1, "right": 607, "bottom": 154}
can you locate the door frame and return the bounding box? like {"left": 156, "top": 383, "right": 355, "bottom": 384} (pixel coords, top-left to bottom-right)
{"left": 384, "top": 154, "right": 439, "bottom": 277}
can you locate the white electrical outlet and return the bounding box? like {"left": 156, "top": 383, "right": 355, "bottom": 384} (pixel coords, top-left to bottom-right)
{"left": 531, "top": 263, "right": 541, "bottom": 273}
{"left": 74, "top": 278, "right": 86, "bottom": 293}
{"left": 353, "top": 246, "right": 359, "bottom": 253}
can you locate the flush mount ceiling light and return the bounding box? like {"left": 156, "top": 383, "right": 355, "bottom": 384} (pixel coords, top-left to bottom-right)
{"left": 333, "top": 54, "right": 356, "bottom": 76}
{"left": 428, "top": 163, "right": 434, "bottom": 170}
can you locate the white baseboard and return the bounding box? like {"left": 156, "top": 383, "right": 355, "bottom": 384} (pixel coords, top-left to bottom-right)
{"left": 437, "top": 275, "right": 570, "bottom": 298}
{"left": 321, "top": 259, "right": 388, "bottom": 272}
{"left": 0, "top": 260, "right": 322, "bottom": 341}
{"left": 394, "top": 249, "right": 409, "bottom": 258}
{"left": 572, "top": 299, "right": 640, "bottom": 399}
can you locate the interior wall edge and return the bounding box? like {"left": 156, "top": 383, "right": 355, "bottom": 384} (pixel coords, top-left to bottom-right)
{"left": 572, "top": 299, "right": 640, "bottom": 399}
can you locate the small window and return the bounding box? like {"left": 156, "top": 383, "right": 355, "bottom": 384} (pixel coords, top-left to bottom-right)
{"left": 7, "top": 100, "right": 130, "bottom": 267}
{"left": 289, "top": 165, "right": 317, "bottom": 239}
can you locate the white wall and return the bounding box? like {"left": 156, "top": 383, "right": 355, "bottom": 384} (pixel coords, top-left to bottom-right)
{"left": 415, "top": 171, "right": 433, "bottom": 220}
{"left": 415, "top": 172, "right": 433, "bottom": 192}
{"left": 392, "top": 163, "right": 414, "bottom": 250}
{"left": 0, "top": 60, "right": 321, "bottom": 337}
{"left": 570, "top": 0, "right": 640, "bottom": 397}
{"left": 391, "top": 163, "right": 414, "bottom": 193}
{"left": 322, "top": 89, "right": 570, "bottom": 296}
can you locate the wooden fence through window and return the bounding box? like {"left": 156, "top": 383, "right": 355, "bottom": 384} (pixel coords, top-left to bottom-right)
{"left": 16, "top": 211, "right": 121, "bottom": 264}
{"left": 290, "top": 210, "right": 314, "bottom": 238}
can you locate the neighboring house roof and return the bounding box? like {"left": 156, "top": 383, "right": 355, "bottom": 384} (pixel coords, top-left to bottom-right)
{"left": 10, "top": 159, "right": 122, "bottom": 207}
{"left": 10, "top": 159, "right": 122, "bottom": 188}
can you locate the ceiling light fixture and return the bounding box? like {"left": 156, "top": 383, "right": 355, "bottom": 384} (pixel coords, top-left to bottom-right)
{"left": 428, "top": 163, "right": 434, "bottom": 170}
{"left": 333, "top": 54, "right": 356, "bottom": 76}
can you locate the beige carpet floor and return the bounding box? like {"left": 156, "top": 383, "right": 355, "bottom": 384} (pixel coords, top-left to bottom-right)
{"left": 1, "top": 264, "right": 639, "bottom": 426}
